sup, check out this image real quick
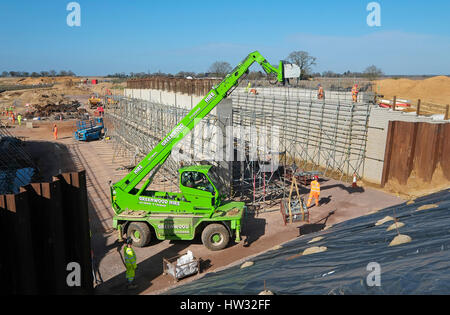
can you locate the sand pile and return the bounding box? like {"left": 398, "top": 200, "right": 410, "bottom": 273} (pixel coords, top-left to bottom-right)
{"left": 374, "top": 76, "right": 450, "bottom": 106}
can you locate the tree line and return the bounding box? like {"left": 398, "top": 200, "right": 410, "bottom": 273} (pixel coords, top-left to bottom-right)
{"left": 114, "top": 53, "right": 384, "bottom": 81}
{"left": 2, "top": 50, "right": 384, "bottom": 81}
{"left": 1, "top": 70, "right": 76, "bottom": 78}
{"left": 207, "top": 52, "right": 384, "bottom": 80}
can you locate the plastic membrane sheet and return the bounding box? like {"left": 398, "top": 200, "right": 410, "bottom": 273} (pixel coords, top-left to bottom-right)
{"left": 0, "top": 168, "right": 35, "bottom": 195}
{"left": 167, "top": 188, "right": 450, "bottom": 295}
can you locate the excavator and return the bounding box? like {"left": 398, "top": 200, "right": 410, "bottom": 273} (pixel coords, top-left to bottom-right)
{"left": 110, "top": 51, "right": 299, "bottom": 251}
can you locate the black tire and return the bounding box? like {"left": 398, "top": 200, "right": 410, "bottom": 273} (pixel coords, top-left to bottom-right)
{"left": 127, "top": 222, "right": 151, "bottom": 248}
{"left": 201, "top": 224, "right": 230, "bottom": 251}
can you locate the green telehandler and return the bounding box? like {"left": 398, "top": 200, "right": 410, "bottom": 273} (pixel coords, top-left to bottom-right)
{"left": 110, "top": 51, "right": 296, "bottom": 250}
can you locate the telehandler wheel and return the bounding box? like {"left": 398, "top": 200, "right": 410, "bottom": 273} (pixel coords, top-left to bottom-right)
{"left": 127, "top": 222, "right": 151, "bottom": 248}
{"left": 201, "top": 224, "right": 230, "bottom": 251}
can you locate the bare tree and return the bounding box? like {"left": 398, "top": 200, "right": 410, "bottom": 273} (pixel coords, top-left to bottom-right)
{"left": 209, "top": 61, "right": 232, "bottom": 77}
{"left": 363, "top": 65, "right": 384, "bottom": 80}
{"left": 287, "top": 51, "right": 317, "bottom": 80}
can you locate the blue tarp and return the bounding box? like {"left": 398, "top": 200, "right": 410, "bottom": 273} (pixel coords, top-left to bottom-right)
{"left": 167, "top": 188, "right": 450, "bottom": 295}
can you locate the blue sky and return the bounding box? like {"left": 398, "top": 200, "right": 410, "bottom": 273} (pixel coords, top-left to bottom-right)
{"left": 0, "top": 0, "right": 449, "bottom": 75}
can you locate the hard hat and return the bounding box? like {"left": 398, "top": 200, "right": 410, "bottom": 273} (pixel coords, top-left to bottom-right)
{"left": 314, "top": 175, "right": 319, "bottom": 180}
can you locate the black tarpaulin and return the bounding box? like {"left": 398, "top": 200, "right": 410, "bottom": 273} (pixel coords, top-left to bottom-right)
{"left": 167, "top": 188, "right": 450, "bottom": 295}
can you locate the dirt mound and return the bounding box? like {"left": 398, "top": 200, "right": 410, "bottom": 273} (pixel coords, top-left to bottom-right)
{"left": 16, "top": 76, "right": 78, "bottom": 86}
{"left": 374, "top": 76, "right": 450, "bottom": 105}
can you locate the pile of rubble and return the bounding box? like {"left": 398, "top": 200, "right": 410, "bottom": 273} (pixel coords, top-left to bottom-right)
{"left": 22, "top": 93, "right": 87, "bottom": 120}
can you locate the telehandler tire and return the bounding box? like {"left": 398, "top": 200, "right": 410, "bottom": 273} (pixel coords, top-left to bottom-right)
{"left": 127, "top": 222, "right": 151, "bottom": 248}
{"left": 201, "top": 224, "right": 230, "bottom": 251}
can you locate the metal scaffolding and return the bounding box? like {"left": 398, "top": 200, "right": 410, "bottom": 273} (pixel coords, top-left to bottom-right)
{"left": 232, "top": 87, "right": 372, "bottom": 181}
{"left": 105, "top": 96, "right": 225, "bottom": 192}
{"left": 0, "top": 120, "right": 39, "bottom": 194}
{"left": 105, "top": 79, "right": 373, "bottom": 211}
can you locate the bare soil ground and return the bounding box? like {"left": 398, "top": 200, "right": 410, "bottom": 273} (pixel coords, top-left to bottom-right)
{"left": 7, "top": 117, "right": 404, "bottom": 295}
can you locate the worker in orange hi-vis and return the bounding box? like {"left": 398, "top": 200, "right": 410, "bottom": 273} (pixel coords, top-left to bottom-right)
{"left": 318, "top": 84, "right": 324, "bottom": 100}
{"left": 307, "top": 176, "right": 321, "bottom": 208}
{"left": 52, "top": 124, "right": 58, "bottom": 140}
{"left": 11, "top": 113, "right": 15, "bottom": 124}
{"left": 352, "top": 84, "right": 359, "bottom": 102}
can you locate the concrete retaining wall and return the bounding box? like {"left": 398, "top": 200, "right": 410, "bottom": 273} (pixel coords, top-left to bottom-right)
{"left": 121, "top": 88, "right": 449, "bottom": 186}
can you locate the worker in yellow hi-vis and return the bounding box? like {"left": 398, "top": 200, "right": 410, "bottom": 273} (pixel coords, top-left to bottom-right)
{"left": 124, "top": 237, "right": 137, "bottom": 289}
{"left": 17, "top": 114, "right": 22, "bottom": 126}
{"left": 245, "top": 81, "right": 251, "bottom": 93}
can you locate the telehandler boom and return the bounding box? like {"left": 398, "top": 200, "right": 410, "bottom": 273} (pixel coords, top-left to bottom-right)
{"left": 110, "top": 51, "right": 292, "bottom": 250}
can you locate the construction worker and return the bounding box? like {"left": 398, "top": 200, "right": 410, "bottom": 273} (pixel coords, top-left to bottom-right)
{"left": 17, "top": 114, "right": 22, "bottom": 126}
{"left": 97, "top": 105, "right": 104, "bottom": 117}
{"left": 245, "top": 81, "right": 251, "bottom": 93}
{"left": 11, "top": 113, "right": 15, "bottom": 124}
{"left": 307, "top": 175, "right": 321, "bottom": 208}
{"left": 52, "top": 124, "right": 58, "bottom": 140}
{"left": 124, "top": 237, "right": 137, "bottom": 289}
{"left": 318, "top": 84, "right": 324, "bottom": 100}
{"left": 352, "top": 84, "right": 359, "bottom": 103}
